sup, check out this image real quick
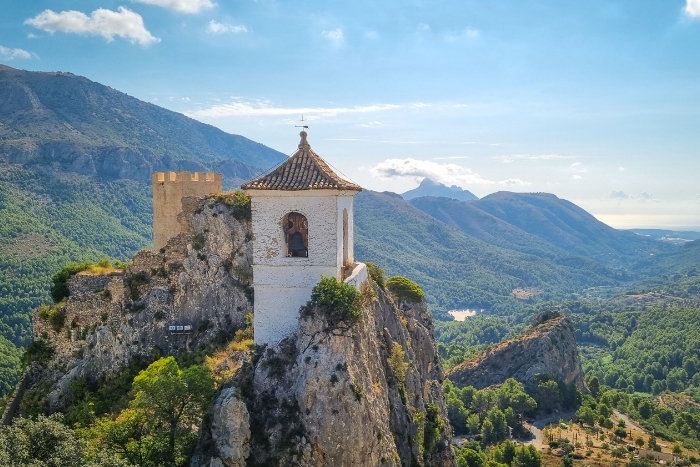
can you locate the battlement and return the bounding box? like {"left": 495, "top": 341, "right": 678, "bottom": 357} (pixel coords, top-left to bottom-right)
{"left": 152, "top": 171, "right": 222, "bottom": 184}
{"left": 152, "top": 171, "right": 223, "bottom": 250}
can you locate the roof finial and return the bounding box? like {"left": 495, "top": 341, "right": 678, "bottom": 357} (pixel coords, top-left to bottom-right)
{"left": 296, "top": 115, "right": 310, "bottom": 149}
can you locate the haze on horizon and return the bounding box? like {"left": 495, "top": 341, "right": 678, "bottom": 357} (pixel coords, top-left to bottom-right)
{"left": 2, "top": 0, "right": 700, "bottom": 230}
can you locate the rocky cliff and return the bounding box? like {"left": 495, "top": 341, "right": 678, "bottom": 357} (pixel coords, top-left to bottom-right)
{"left": 200, "top": 286, "right": 455, "bottom": 467}
{"left": 24, "top": 193, "right": 456, "bottom": 466}
{"left": 446, "top": 311, "right": 584, "bottom": 392}
{"left": 31, "top": 195, "right": 253, "bottom": 410}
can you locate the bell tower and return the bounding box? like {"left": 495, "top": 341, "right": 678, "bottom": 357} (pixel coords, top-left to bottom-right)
{"left": 242, "top": 131, "right": 364, "bottom": 345}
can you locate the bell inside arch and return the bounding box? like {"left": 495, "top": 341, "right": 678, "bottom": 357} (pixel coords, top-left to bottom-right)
{"left": 288, "top": 231, "right": 307, "bottom": 257}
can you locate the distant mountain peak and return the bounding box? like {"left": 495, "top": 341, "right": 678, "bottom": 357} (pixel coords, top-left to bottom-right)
{"left": 401, "top": 178, "right": 478, "bottom": 201}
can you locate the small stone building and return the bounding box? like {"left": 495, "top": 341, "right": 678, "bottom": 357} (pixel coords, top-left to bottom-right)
{"left": 152, "top": 171, "right": 222, "bottom": 250}
{"left": 242, "top": 131, "right": 366, "bottom": 345}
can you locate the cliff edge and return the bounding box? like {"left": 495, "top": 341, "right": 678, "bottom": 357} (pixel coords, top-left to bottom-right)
{"left": 200, "top": 284, "right": 456, "bottom": 467}
{"left": 446, "top": 311, "right": 584, "bottom": 392}
{"left": 20, "top": 194, "right": 456, "bottom": 466}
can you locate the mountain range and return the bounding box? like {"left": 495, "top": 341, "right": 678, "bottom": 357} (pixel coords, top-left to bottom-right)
{"left": 0, "top": 64, "right": 284, "bottom": 186}
{"left": 0, "top": 64, "right": 689, "bottom": 347}
{"left": 401, "top": 178, "right": 478, "bottom": 201}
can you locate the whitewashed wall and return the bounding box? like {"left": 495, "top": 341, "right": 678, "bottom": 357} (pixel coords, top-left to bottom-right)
{"left": 247, "top": 189, "right": 359, "bottom": 345}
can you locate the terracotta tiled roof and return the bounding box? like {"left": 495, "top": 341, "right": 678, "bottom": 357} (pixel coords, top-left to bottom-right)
{"left": 241, "top": 131, "right": 362, "bottom": 192}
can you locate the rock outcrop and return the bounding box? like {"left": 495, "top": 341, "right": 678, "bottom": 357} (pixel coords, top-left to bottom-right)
{"left": 31, "top": 195, "right": 253, "bottom": 410}
{"left": 446, "top": 311, "right": 584, "bottom": 392}
{"left": 25, "top": 193, "right": 456, "bottom": 466}
{"left": 203, "top": 286, "right": 456, "bottom": 467}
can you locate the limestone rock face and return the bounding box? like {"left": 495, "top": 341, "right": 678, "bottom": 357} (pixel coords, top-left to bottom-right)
{"left": 31, "top": 196, "right": 253, "bottom": 409}
{"left": 211, "top": 388, "right": 251, "bottom": 467}
{"left": 210, "top": 286, "right": 456, "bottom": 467}
{"left": 446, "top": 311, "right": 584, "bottom": 392}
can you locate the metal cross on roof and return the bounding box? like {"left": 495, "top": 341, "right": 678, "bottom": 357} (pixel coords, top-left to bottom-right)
{"left": 295, "top": 115, "right": 309, "bottom": 130}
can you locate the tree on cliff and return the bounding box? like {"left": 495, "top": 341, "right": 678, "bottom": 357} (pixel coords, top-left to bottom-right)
{"left": 0, "top": 414, "right": 129, "bottom": 466}
{"left": 87, "top": 357, "right": 215, "bottom": 466}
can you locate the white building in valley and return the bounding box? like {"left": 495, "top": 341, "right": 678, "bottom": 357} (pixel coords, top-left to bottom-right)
{"left": 242, "top": 131, "right": 367, "bottom": 345}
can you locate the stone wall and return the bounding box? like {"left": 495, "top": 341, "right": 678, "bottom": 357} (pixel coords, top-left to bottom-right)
{"left": 152, "top": 171, "right": 222, "bottom": 250}
{"left": 0, "top": 364, "right": 41, "bottom": 426}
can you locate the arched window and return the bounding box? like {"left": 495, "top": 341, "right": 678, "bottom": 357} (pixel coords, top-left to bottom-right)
{"left": 284, "top": 212, "right": 308, "bottom": 257}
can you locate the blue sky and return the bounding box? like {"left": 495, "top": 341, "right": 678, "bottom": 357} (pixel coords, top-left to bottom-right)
{"left": 2, "top": 0, "right": 700, "bottom": 229}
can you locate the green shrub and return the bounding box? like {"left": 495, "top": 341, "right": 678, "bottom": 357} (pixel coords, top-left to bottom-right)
{"left": 22, "top": 340, "right": 55, "bottom": 366}
{"left": 365, "top": 262, "right": 385, "bottom": 288}
{"left": 213, "top": 190, "right": 252, "bottom": 221}
{"left": 38, "top": 301, "right": 67, "bottom": 332}
{"left": 350, "top": 380, "right": 364, "bottom": 402}
{"left": 386, "top": 276, "right": 424, "bottom": 303}
{"left": 387, "top": 342, "right": 408, "bottom": 385}
{"left": 310, "top": 276, "right": 362, "bottom": 324}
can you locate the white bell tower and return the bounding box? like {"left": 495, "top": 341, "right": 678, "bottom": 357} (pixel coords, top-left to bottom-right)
{"left": 242, "top": 131, "right": 365, "bottom": 345}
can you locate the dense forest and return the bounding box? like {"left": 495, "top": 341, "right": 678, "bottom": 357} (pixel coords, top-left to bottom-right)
{"left": 0, "top": 165, "right": 152, "bottom": 348}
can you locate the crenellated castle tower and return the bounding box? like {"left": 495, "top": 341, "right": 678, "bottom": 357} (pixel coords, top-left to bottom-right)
{"left": 152, "top": 171, "right": 222, "bottom": 250}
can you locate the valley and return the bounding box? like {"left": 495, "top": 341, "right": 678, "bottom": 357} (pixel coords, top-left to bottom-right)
{"left": 1, "top": 65, "right": 700, "bottom": 466}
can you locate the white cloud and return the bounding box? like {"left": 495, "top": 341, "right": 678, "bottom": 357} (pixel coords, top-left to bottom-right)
{"left": 27, "top": 33, "right": 39, "bottom": 39}
{"left": 501, "top": 178, "right": 531, "bottom": 186}
{"left": 25, "top": 7, "right": 159, "bottom": 46}
{"left": 132, "top": 0, "right": 215, "bottom": 14}
{"left": 610, "top": 191, "right": 629, "bottom": 199}
{"left": 325, "top": 138, "right": 420, "bottom": 144}
{"left": 619, "top": 167, "right": 626, "bottom": 172}
{"left": 187, "top": 100, "right": 401, "bottom": 118}
{"left": 364, "top": 30, "right": 378, "bottom": 40}
{"left": 322, "top": 28, "right": 344, "bottom": 44}
{"left": 445, "top": 28, "right": 480, "bottom": 42}
{"left": 370, "top": 158, "right": 530, "bottom": 187}
{"left": 609, "top": 191, "right": 657, "bottom": 201}
{"left": 571, "top": 162, "right": 581, "bottom": 167}
{"left": 685, "top": 0, "right": 700, "bottom": 18}
{"left": 357, "top": 121, "right": 382, "bottom": 127}
{"left": 0, "top": 46, "right": 33, "bottom": 60}
{"left": 417, "top": 23, "right": 431, "bottom": 32}
{"left": 207, "top": 20, "right": 247, "bottom": 34}
{"left": 572, "top": 174, "right": 583, "bottom": 180}
{"left": 495, "top": 154, "right": 573, "bottom": 163}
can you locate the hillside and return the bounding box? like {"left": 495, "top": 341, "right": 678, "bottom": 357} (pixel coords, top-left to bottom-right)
{"left": 410, "top": 196, "right": 623, "bottom": 273}
{"left": 471, "top": 192, "right": 673, "bottom": 267}
{"left": 0, "top": 64, "right": 284, "bottom": 185}
{"left": 0, "top": 65, "right": 286, "bottom": 349}
{"left": 401, "top": 178, "right": 478, "bottom": 201}
{"left": 446, "top": 311, "right": 584, "bottom": 391}
{"left": 354, "top": 190, "right": 622, "bottom": 319}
